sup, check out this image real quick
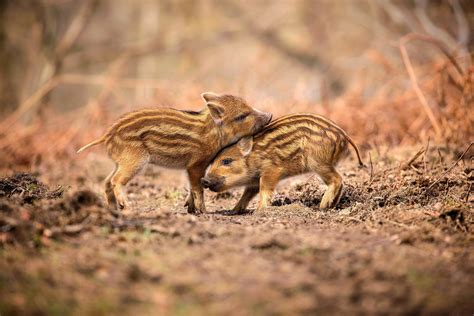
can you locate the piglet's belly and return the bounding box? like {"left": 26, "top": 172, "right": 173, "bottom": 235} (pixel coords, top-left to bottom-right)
{"left": 149, "top": 154, "right": 191, "bottom": 169}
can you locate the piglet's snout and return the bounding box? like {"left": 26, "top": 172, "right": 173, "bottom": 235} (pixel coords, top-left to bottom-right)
{"left": 200, "top": 177, "right": 224, "bottom": 192}
{"left": 200, "top": 177, "right": 212, "bottom": 188}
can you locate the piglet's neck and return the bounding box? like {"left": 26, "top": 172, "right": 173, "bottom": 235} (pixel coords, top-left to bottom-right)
{"left": 245, "top": 151, "right": 262, "bottom": 178}
{"left": 201, "top": 114, "right": 225, "bottom": 153}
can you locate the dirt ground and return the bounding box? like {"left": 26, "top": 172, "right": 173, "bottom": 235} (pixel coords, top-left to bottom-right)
{"left": 1, "top": 144, "right": 473, "bottom": 315}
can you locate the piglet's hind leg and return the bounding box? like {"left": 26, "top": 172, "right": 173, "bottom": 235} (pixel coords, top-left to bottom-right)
{"left": 318, "top": 166, "right": 343, "bottom": 210}
{"left": 110, "top": 151, "right": 149, "bottom": 210}
{"left": 257, "top": 168, "right": 282, "bottom": 212}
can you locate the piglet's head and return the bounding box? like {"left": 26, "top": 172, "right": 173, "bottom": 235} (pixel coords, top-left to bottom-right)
{"left": 201, "top": 136, "right": 254, "bottom": 192}
{"left": 202, "top": 92, "right": 271, "bottom": 145}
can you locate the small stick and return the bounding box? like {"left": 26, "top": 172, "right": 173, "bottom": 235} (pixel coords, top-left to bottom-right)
{"left": 399, "top": 37, "right": 442, "bottom": 139}
{"left": 425, "top": 142, "right": 474, "bottom": 192}
{"left": 423, "top": 137, "right": 430, "bottom": 173}
{"left": 444, "top": 179, "right": 450, "bottom": 196}
{"left": 369, "top": 152, "right": 374, "bottom": 185}
{"left": 437, "top": 148, "right": 444, "bottom": 166}
{"left": 400, "top": 146, "right": 425, "bottom": 170}
{"left": 410, "top": 164, "right": 423, "bottom": 175}
{"left": 387, "top": 220, "right": 412, "bottom": 229}
{"left": 347, "top": 216, "right": 362, "bottom": 223}
{"left": 423, "top": 210, "right": 439, "bottom": 217}
{"left": 400, "top": 33, "right": 464, "bottom": 76}
{"left": 466, "top": 182, "right": 472, "bottom": 203}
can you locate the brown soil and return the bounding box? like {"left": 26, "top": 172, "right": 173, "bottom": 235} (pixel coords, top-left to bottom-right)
{"left": 0, "top": 145, "right": 473, "bottom": 315}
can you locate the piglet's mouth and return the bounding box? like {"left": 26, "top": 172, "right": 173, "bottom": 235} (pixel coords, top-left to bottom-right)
{"left": 200, "top": 177, "right": 224, "bottom": 192}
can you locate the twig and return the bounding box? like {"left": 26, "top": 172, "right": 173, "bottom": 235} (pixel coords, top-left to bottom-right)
{"left": 378, "top": 0, "right": 420, "bottom": 34}
{"left": 0, "top": 77, "right": 61, "bottom": 132}
{"left": 400, "top": 33, "right": 464, "bottom": 76}
{"left": 451, "top": 0, "right": 470, "bottom": 47}
{"left": 410, "top": 164, "right": 423, "bottom": 175}
{"left": 387, "top": 219, "right": 412, "bottom": 229}
{"left": 437, "top": 148, "right": 444, "bottom": 166}
{"left": 400, "top": 146, "right": 425, "bottom": 170}
{"left": 415, "top": 0, "right": 460, "bottom": 54}
{"left": 423, "top": 137, "right": 430, "bottom": 173}
{"left": 369, "top": 152, "right": 374, "bottom": 184}
{"left": 55, "top": 0, "right": 98, "bottom": 58}
{"left": 423, "top": 210, "right": 439, "bottom": 217}
{"left": 466, "top": 182, "right": 472, "bottom": 203}
{"left": 347, "top": 216, "right": 363, "bottom": 223}
{"left": 425, "top": 142, "right": 474, "bottom": 192}
{"left": 399, "top": 37, "right": 442, "bottom": 139}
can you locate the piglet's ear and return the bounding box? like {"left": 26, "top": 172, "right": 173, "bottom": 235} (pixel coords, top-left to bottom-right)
{"left": 201, "top": 92, "right": 220, "bottom": 103}
{"left": 238, "top": 136, "right": 253, "bottom": 156}
{"left": 207, "top": 102, "right": 225, "bottom": 125}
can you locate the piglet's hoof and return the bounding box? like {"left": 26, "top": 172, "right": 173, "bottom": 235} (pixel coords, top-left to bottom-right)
{"left": 116, "top": 200, "right": 127, "bottom": 210}
{"left": 186, "top": 204, "right": 203, "bottom": 215}
{"left": 229, "top": 208, "right": 252, "bottom": 215}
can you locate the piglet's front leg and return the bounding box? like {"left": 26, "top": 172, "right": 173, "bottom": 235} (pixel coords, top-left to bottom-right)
{"left": 186, "top": 165, "right": 207, "bottom": 214}
{"left": 231, "top": 186, "right": 259, "bottom": 215}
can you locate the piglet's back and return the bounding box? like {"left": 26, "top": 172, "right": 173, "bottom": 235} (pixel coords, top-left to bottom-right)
{"left": 252, "top": 113, "right": 352, "bottom": 165}
{"left": 103, "top": 108, "right": 209, "bottom": 164}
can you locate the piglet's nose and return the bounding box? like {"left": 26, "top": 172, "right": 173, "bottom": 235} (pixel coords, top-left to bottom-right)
{"left": 200, "top": 178, "right": 211, "bottom": 188}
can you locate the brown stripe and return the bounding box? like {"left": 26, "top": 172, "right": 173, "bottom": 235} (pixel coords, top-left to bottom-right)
{"left": 143, "top": 141, "right": 191, "bottom": 160}
{"left": 119, "top": 115, "right": 202, "bottom": 133}
{"left": 125, "top": 108, "right": 208, "bottom": 123}
{"left": 273, "top": 135, "right": 305, "bottom": 150}
{"left": 118, "top": 116, "right": 203, "bottom": 134}
{"left": 270, "top": 114, "right": 343, "bottom": 132}
{"left": 275, "top": 146, "right": 302, "bottom": 161}
{"left": 311, "top": 116, "right": 346, "bottom": 134}
{"left": 269, "top": 114, "right": 335, "bottom": 127}
{"left": 126, "top": 124, "right": 202, "bottom": 141}
{"left": 112, "top": 108, "right": 207, "bottom": 134}
{"left": 259, "top": 125, "right": 325, "bottom": 146}
{"left": 258, "top": 126, "right": 327, "bottom": 150}
{"left": 258, "top": 118, "right": 340, "bottom": 138}
{"left": 134, "top": 130, "right": 203, "bottom": 147}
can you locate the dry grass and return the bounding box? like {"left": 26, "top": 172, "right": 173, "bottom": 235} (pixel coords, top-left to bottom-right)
{"left": 0, "top": 47, "right": 472, "bottom": 171}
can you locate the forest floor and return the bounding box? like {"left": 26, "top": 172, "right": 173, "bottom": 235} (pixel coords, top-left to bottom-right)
{"left": 0, "top": 144, "right": 473, "bottom": 315}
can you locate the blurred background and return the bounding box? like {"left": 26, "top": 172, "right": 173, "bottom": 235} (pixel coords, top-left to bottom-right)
{"left": 0, "top": 0, "right": 472, "bottom": 169}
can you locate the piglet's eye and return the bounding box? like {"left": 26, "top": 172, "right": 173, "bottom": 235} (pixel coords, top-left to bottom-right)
{"left": 221, "top": 158, "right": 233, "bottom": 166}
{"left": 234, "top": 113, "right": 249, "bottom": 122}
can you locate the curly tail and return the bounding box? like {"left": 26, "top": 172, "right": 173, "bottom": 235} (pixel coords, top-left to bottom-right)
{"left": 77, "top": 135, "right": 106, "bottom": 153}
{"left": 345, "top": 134, "right": 365, "bottom": 168}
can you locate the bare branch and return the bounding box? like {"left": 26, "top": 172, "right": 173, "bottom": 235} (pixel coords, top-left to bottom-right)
{"left": 415, "top": 0, "right": 458, "bottom": 50}
{"left": 55, "top": 0, "right": 98, "bottom": 58}
{"left": 1, "top": 77, "right": 61, "bottom": 133}
{"left": 450, "top": 0, "right": 469, "bottom": 48}
{"left": 401, "top": 33, "right": 464, "bottom": 76}
{"left": 425, "top": 142, "right": 474, "bottom": 192}
{"left": 399, "top": 36, "right": 442, "bottom": 139}
{"left": 377, "top": 0, "right": 420, "bottom": 33}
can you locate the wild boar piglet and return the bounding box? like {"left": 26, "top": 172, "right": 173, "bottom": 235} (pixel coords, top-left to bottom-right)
{"left": 77, "top": 93, "right": 272, "bottom": 213}
{"left": 201, "top": 113, "right": 364, "bottom": 213}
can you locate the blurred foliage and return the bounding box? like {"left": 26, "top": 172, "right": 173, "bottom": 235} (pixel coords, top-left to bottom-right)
{"left": 0, "top": 0, "right": 472, "bottom": 167}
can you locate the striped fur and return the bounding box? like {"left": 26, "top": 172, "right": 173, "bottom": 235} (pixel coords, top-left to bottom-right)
{"left": 77, "top": 92, "right": 272, "bottom": 213}
{"left": 201, "top": 113, "right": 364, "bottom": 213}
